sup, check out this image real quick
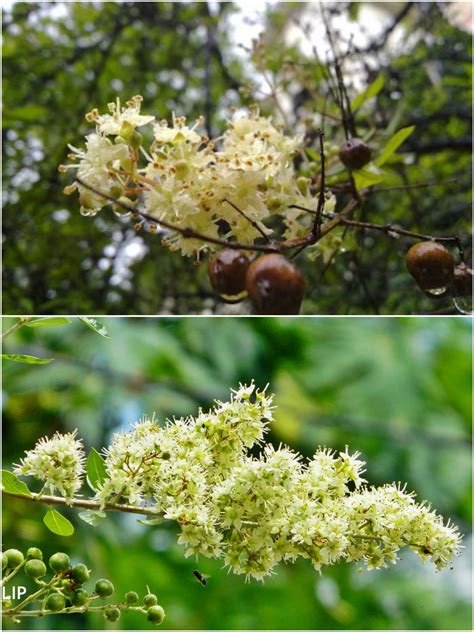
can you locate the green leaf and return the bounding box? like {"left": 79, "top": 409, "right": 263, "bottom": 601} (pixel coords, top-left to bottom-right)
{"left": 86, "top": 448, "right": 108, "bottom": 491}
{"left": 1, "top": 354, "right": 53, "bottom": 365}
{"left": 78, "top": 510, "right": 106, "bottom": 526}
{"left": 78, "top": 317, "right": 110, "bottom": 339}
{"left": 43, "top": 509, "right": 74, "bottom": 536}
{"left": 25, "top": 317, "right": 71, "bottom": 328}
{"left": 352, "top": 75, "right": 385, "bottom": 111}
{"left": 136, "top": 516, "right": 167, "bottom": 526}
{"left": 376, "top": 126, "right": 416, "bottom": 166}
{"left": 305, "top": 148, "right": 320, "bottom": 162}
{"left": 1, "top": 470, "right": 32, "bottom": 497}
{"left": 354, "top": 165, "right": 388, "bottom": 189}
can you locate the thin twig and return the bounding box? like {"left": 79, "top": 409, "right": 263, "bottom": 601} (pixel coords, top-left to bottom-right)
{"left": 2, "top": 489, "right": 164, "bottom": 517}
{"left": 75, "top": 178, "right": 280, "bottom": 253}
{"left": 313, "top": 130, "right": 326, "bottom": 239}
{"left": 223, "top": 198, "right": 271, "bottom": 242}
{"left": 323, "top": 213, "right": 463, "bottom": 247}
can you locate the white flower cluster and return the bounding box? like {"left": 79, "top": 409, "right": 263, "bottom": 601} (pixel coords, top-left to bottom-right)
{"left": 14, "top": 430, "right": 85, "bottom": 500}
{"left": 14, "top": 386, "right": 462, "bottom": 580}
{"left": 97, "top": 384, "right": 461, "bottom": 579}
{"left": 61, "top": 97, "right": 336, "bottom": 256}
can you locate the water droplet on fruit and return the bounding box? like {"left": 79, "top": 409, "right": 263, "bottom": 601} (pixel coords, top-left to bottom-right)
{"left": 425, "top": 286, "right": 447, "bottom": 296}
{"left": 453, "top": 296, "right": 473, "bottom": 315}
{"left": 113, "top": 208, "right": 131, "bottom": 219}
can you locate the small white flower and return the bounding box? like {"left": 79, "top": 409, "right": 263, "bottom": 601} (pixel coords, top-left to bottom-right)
{"left": 14, "top": 430, "right": 85, "bottom": 499}
{"left": 94, "top": 95, "right": 154, "bottom": 136}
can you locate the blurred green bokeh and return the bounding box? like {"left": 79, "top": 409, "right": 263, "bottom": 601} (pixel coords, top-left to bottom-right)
{"left": 2, "top": 316, "right": 472, "bottom": 629}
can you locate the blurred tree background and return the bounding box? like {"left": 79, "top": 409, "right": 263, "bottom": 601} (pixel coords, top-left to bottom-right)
{"left": 2, "top": 316, "right": 472, "bottom": 629}
{"left": 2, "top": 1, "right": 472, "bottom": 316}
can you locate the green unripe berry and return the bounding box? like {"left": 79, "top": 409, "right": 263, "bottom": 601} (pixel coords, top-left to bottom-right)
{"left": 70, "top": 563, "right": 90, "bottom": 584}
{"left": 104, "top": 606, "right": 121, "bottom": 622}
{"left": 125, "top": 591, "right": 139, "bottom": 604}
{"left": 2, "top": 553, "right": 8, "bottom": 570}
{"left": 49, "top": 552, "right": 70, "bottom": 573}
{"left": 26, "top": 547, "right": 43, "bottom": 560}
{"left": 5, "top": 549, "right": 24, "bottom": 568}
{"left": 143, "top": 593, "right": 158, "bottom": 608}
{"left": 71, "top": 589, "right": 89, "bottom": 606}
{"left": 147, "top": 605, "right": 165, "bottom": 625}
{"left": 25, "top": 559, "right": 47, "bottom": 579}
{"left": 45, "top": 593, "right": 66, "bottom": 612}
{"left": 95, "top": 579, "right": 114, "bottom": 598}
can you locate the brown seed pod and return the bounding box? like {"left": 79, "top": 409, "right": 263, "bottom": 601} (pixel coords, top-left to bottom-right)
{"left": 452, "top": 263, "right": 473, "bottom": 297}
{"left": 245, "top": 254, "right": 305, "bottom": 315}
{"left": 208, "top": 249, "right": 250, "bottom": 297}
{"left": 339, "top": 138, "right": 372, "bottom": 170}
{"left": 405, "top": 242, "right": 454, "bottom": 294}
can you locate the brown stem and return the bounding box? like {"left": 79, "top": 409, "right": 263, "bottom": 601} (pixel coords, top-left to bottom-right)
{"left": 313, "top": 130, "right": 326, "bottom": 239}
{"left": 323, "top": 214, "right": 463, "bottom": 246}
{"left": 74, "top": 177, "right": 360, "bottom": 254}
{"left": 2, "top": 489, "right": 163, "bottom": 517}
{"left": 75, "top": 178, "right": 280, "bottom": 253}
{"left": 223, "top": 198, "right": 271, "bottom": 242}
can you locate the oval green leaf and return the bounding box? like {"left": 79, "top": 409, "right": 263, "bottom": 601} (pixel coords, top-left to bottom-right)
{"left": 78, "top": 317, "right": 110, "bottom": 338}
{"left": 25, "top": 317, "right": 71, "bottom": 328}
{"left": 86, "top": 448, "right": 108, "bottom": 491}
{"left": 1, "top": 354, "right": 53, "bottom": 365}
{"left": 376, "top": 125, "right": 416, "bottom": 166}
{"left": 352, "top": 74, "right": 385, "bottom": 111}
{"left": 1, "top": 470, "right": 32, "bottom": 497}
{"left": 43, "top": 508, "right": 74, "bottom": 536}
{"left": 78, "top": 510, "right": 106, "bottom": 526}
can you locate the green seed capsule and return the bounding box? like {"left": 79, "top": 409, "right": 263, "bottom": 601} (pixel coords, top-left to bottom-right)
{"left": 104, "top": 606, "right": 121, "bottom": 622}
{"left": 49, "top": 552, "right": 70, "bottom": 573}
{"left": 95, "top": 579, "right": 114, "bottom": 598}
{"left": 2, "top": 553, "right": 8, "bottom": 570}
{"left": 143, "top": 593, "right": 158, "bottom": 608}
{"left": 70, "top": 563, "right": 90, "bottom": 584}
{"left": 25, "top": 559, "right": 47, "bottom": 579}
{"left": 5, "top": 549, "right": 24, "bottom": 568}
{"left": 46, "top": 593, "right": 66, "bottom": 612}
{"left": 125, "top": 591, "right": 139, "bottom": 604}
{"left": 71, "top": 589, "right": 89, "bottom": 606}
{"left": 147, "top": 605, "right": 165, "bottom": 625}
{"left": 26, "top": 547, "right": 43, "bottom": 560}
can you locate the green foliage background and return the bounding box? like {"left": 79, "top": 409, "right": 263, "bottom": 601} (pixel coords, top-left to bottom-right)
{"left": 2, "top": 2, "right": 472, "bottom": 315}
{"left": 2, "top": 316, "right": 472, "bottom": 629}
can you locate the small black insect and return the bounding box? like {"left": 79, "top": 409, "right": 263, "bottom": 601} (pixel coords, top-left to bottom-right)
{"left": 193, "top": 570, "right": 208, "bottom": 586}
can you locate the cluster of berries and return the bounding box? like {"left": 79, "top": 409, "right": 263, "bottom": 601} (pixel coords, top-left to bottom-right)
{"left": 2, "top": 547, "right": 164, "bottom": 625}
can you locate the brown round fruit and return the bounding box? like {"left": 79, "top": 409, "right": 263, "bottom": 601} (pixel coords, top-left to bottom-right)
{"left": 208, "top": 249, "right": 250, "bottom": 296}
{"left": 405, "top": 241, "right": 454, "bottom": 293}
{"left": 339, "top": 138, "right": 371, "bottom": 170}
{"left": 245, "top": 254, "right": 305, "bottom": 315}
{"left": 452, "top": 263, "right": 473, "bottom": 297}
